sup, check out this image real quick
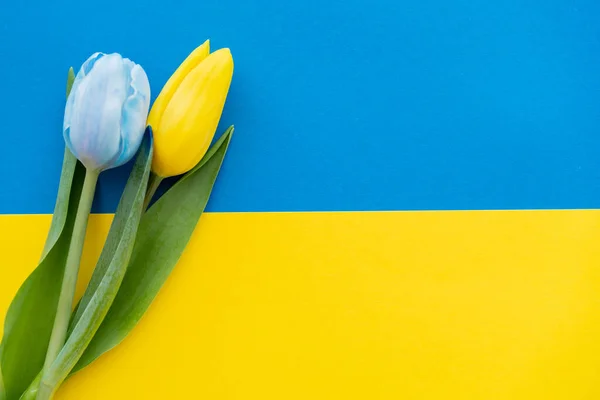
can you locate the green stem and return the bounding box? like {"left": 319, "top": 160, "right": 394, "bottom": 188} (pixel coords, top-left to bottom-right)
{"left": 34, "top": 382, "right": 52, "bottom": 400}
{"left": 18, "top": 373, "right": 40, "bottom": 400}
{"left": 143, "top": 172, "right": 163, "bottom": 210}
{"left": 38, "top": 168, "right": 98, "bottom": 400}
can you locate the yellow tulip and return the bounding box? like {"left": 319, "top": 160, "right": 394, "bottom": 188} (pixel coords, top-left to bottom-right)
{"left": 148, "top": 40, "right": 234, "bottom": 177}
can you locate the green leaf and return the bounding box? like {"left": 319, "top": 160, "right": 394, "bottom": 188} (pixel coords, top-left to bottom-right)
{"left": 0, "top": 349, "right": 4, "bottom": 400}
{"left": 65, "top": 68, "right": 75, "bottom": 100}
{"left": 1, "top": 158, "right": 83, "bottom": 398}
{"left": 0, "top": 69, "right": 85, "bottom": 400}
{"left": 71, "top": 126, "right": 233, "bottom": 374}
{"left": 37, "top": 132, "right": 154, "bottom": 397}
{"left": 69, "top": 130, "right": 152, "bottom": 332}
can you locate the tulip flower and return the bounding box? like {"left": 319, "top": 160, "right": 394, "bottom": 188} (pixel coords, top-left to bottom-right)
{"left": 39, "top": 53, "right": 150, "bottom": 398}
{"left": 147, "top": 40, "right": 233, "bottom": 179}
{"left": 64, "top": 52, "right": 151, "bottom": 172}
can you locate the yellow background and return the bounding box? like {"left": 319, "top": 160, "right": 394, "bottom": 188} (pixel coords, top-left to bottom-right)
{"left": 2, "top": 211, "right": 600, "bottom": 399}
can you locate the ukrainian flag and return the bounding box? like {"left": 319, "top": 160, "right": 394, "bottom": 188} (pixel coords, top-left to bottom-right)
{"left": 2, "top": 1, "right": 600, "bottom": 399}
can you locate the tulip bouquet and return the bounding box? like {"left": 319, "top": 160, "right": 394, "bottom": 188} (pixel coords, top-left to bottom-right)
{"left": 0, "top": 40, "right": 233, "bottom": 400}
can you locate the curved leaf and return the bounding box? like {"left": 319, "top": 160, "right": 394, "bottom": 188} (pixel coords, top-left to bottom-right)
{"left": 37, "top": 132, "right": 153, "bottom": 397}
{"left": 71, "top": 126, "right": 233, "bottom": 373}
{"left": 0, "top": 69, "right": 85, "bottom": 400}
{"left": 70, "top": 130, "right": 153, "bottom": 332}
{"left": 43, "top": 68, "right": 77, "bottom": 259}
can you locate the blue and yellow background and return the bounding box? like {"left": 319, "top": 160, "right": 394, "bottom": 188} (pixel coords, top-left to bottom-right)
{"left": 2, "top": 0, "right": 600, "bottom": 398}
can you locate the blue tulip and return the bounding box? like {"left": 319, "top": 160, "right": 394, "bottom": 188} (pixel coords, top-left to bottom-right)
{"left": 64, "top": 52, "right": 151, "bottom": 171}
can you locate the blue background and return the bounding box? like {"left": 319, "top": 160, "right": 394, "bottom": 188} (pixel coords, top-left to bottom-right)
{"left": 1, "top": 0, "right": 600, "bottom": 213}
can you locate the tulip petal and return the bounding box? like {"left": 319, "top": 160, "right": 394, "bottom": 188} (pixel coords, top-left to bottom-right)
{"left": 114, "top": 62, "right": 151, "bottom": 167}
{"left": 81, "top": 52, "right": 105, "bottom": 76}
{"left": 66, "top": 54, "right": 128, "bottom": 171}
{"left": 147, "top": 40, "right": 210, "bottom": 130}
{"left": 63, "top": 53, "right": 105, "bottom": 139}
{"left": 153, "top": 48, "right": 233, "bottom": 177}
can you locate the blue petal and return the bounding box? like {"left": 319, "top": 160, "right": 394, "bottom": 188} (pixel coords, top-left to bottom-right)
{"left": 64, "top": 53, "right": 105, "bottom": 138}
{"left": 113, "top": 61, "right": 151, "bottom": 167}
{"left": 65, "top": 53, "right": 128, "bottom": 171}
{"left": 81, "top": 52, "right": 105, "bottom": 76}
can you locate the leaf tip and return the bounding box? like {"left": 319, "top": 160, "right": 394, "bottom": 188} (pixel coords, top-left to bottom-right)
{"left": 66, "top": 67, "right": 76, "bottom": 98}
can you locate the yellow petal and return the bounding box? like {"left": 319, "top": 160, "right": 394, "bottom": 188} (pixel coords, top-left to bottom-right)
{"left": 152, "top": 48, "right": 234, "bottom": 177}
{"left": 147, "top": 40, "right": 210, "bottom": 130}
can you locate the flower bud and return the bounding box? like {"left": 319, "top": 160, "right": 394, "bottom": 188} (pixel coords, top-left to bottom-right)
{"left": 64, "top": 52, "right": 151, "bottom": 171}
{"left": 148, "top": 41, "right": 233, "bottom": 177}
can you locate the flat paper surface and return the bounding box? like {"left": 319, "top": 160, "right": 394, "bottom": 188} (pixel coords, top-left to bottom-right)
{"left": 2, "top": 213, "right": 600, "bottom": 399}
